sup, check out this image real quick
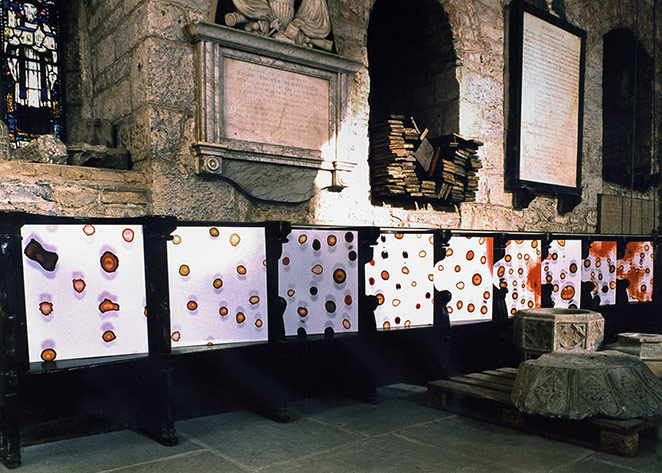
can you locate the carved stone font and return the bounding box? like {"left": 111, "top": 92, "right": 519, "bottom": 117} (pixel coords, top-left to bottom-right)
{"left": 512, "top": 350, "right": 662, "bottom": 419}
{"left": 225, "top": 0, "right": 333, "bottom": 51}
{"left": 513, "top": 308, "right": 604, "bottom": 359}
{"left": 606, "top": 332, "right": 662, "bottom": 377}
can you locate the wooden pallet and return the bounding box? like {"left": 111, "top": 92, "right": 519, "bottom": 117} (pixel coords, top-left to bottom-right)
{"left": 428, "top": 367, "right": 658, "bottom": 457}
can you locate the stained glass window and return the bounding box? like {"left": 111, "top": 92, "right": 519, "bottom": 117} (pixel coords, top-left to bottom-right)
{"left": 2, "top": 1, "right": 62, "bottom": 148}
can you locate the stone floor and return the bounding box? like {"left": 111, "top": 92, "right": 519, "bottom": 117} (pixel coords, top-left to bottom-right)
{"left": 9, "top": 384, "right": 662, "bottom": 472}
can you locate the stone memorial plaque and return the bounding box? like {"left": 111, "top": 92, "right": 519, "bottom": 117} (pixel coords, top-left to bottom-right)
{"left": 506, "top": 2, "right": 585, "bottom": 199}
{"left": 224, "top": 58, "right": 330, "bottom": 151}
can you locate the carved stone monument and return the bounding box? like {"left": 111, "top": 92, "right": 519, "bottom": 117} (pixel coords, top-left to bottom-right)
{"left": 184, "top": 21, "right": 361, "bottom": 202}
{"left": 512, "top": 350, "right": 662, "bottom": 419}
{"left": 606, "top": 332, "right": 662, "bottom": 377}
{"left": 513, "top": 308, "right": 604, "bottom": 359}
{"left": 225, "top": 0, "right": 333, "bottom": 51}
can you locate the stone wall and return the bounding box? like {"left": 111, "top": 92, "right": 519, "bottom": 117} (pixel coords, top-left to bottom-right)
{"left": 0, "top": 0, "right": 659, "bottom": 233}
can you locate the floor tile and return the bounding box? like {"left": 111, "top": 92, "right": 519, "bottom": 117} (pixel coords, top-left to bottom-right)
{"left": 177, "top": 411, "right": 365, "bottom": 469}
{"left": 105, "top": 450, "right": 248, "bottom": 473}
{"left": 402, "top": 416, "right": 594, "bottom": 473}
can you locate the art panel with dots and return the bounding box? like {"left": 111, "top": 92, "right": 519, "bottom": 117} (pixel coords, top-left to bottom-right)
{"left": 21, "top": 224, "right": 148, "bottom": 363}
{"left": 493, "top": 240, "right": 542, "bottom": 317}
{"left": 365, "top": 232, "right": 435, "bottom": 331}
{"left": 435, "top": 236, "right": 493, "bottom": 324}
{"left": 542, "top": 239, "right": 582, "bottom": 308}
{"left": 617, "top": 241, "right": 653, "bottom": 302}
{"left": 167, "top": 226, "right": 268, "bottom": 347}
{"left": 279, "top": 229, "right": 359, "bottom": 337}
{"left": 581, "top": 240, "right": 617, "bottom": 306}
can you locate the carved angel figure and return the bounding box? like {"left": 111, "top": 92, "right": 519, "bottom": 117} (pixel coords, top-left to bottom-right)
{"left": 225, "top": 0, "right": 333, "bottom": 51}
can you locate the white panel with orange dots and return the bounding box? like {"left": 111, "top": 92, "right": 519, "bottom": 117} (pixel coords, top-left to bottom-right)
{"left": 493, "top": 240, "right": 542, "bottom": 317}
{"left": 581, "top": 241, "right": 617, "bottom": 306}
{"left": 542, "top": 240, "right": 582, "bottom": 308}
{"left": 167, "top": 226, "right": 268, "bottom": 347}
{"left": 617, "top": 241, "right": 653, "bottom": 302}
{"left": 434, "top": 236, "right": 494, "bottom": 324}
{"left": 279, "top": 229, "right": 359, "bottom": 336}
{"left": 365, "top": 232, "right": 435, "bottom": 331}
{"left": 21, "top": 224, "right": 148, "bottom": 363}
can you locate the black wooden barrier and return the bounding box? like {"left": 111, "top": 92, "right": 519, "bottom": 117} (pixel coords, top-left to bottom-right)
{"left": 0, "top": 211, "right": 658, "bottom": 468}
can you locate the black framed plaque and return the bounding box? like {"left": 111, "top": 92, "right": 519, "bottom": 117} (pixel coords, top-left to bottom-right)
{"left": 506, "top": 0, "right": 586, "bottom": 210}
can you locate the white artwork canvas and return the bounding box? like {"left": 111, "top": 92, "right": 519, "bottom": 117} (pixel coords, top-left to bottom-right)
{"left": 493, "top": 240, "right": 542, "bottom": 317}
{"left": 279, "top": 229, "right": 359, "bottom": 336}
{"left": 542, "top": 239, "right": 582, "bottom": 308}
{"left": 582, "top": 240, "right": 617, "bottom": 306}
{"left": 167, "top": 226, "right": 268, "bottom": 348}
{"left": 365, "top": 232, "right": 435, "bottom": 331}
{"left": 22, "top": 224, "right": 148, "bottom": 363}
{"left": 617, "top": 241, "right": 654, "bottom": 303}
{"left": 435, "top": 236, "right": 493, "bottom": 324}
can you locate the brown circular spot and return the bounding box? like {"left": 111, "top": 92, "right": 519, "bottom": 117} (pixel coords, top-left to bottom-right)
{"left": 41, "top": 348, "right": 56, "bottom": 361}
{"left": 345, "top": 232, "right": 354, "bottom": 242}
{"left": 102, "top": 330, "right": 116, "bottom": 343}
{"left": 179, "top": 264, "right": 190, "bottom": 276}
{"left": 325, "top": 300, "right": 336, "bottom": 313}
{"left": 392, "top": 299, "right": 401, "bottom": 307}
{"left": 456, "top": 281, "right": 465, "bottom": 290}
{"left": 383, "top": 321, "right": 391, "bottom": 330}
{"left": 505, "top": 255, "right": 512, "bottom": 262}
{"left": 348, "top": 250, "right": 357, "bottom": 261}
{"left": 481, "top": 256, "right": 487, "bottom": 264}
{"left": 187, "top": 300, "right": 198, "bottom": 311}
{"left": 297, "top": 307, "right": 308, "bottom": 317}
{"left": 100, "top": 251, "right": 119, "bottom": 273}
{"left": 381, "top": 270, "right": 389, "bottom": 280}
{"left": 122, "top": 228, "right": 134, "bottom": 243}
{"left": 402, "top": 266, "right": 409, "bottom": 274}
{"left": 237, "top": 265, "right": 247, "bottom": 275}
{"left": 236, "top": 312, "right": 245, "bottom": 324}
{"left": 39, "top": 301, "right": 53, "bottom": 316}
{"left": 249, "top": 295, "right": 260, "bottom": 305}
{"left": 454, "top": 265, "right": 461, "bottom": 272}
{"left": 342, "top": 319, "right": 351, "bottom": 330}
{"left": 73, "top": 279, "right": 86, "bottom": 293}
{"left": 467, "top": 304, "right": 475, "bottom": 313}
{"left": 376, "top": 293, "right": 385, "bottom": 305}
{"left": 83, "top": 224, "right": 95, "bottom": 236}
{"left": 560, "top": 285, "right": 575, "bottom": 300}
{"left": 213, "top": 278, "right": 223, "bottom": 289}
{"left": 456, "top": 301, "right": 463, "bottom": 309}
{"left": 230, "top": 233, "right": 241, "bottom": 247}
{"left": 171, "top": 331, "right": 181, "bottom": 341}
{"left": 344, "top": 295, "right": 353, "bottom": 305}
{"left": 327, "top": 235, "right": 337, "bottom": 246}
{"left": 483, "top": 291, "right": 490, "bottom": 300}
{"left": 480, "top": 306, "right": 488, "bottom": 314}
{"left": 404, "top": 320, "right": 411, "bottom": 328}
{"left": 333, "top": 268, "right": 347, "bottom": 284}
{"left": 466, "top": 250, "right": 474, "bottom": 261}
{"left": 446, "top": 248, "right": 454, "bottom": 257}
{"left": 312, "top": 239, "right": 321, "bottom": 251}
{"left": 419, "top": 250, "right": 427, "bottom": 258}
{"left": 282, "top": 257, "right": 290, "bottom": 265}
{"left": 287, "top": 289, "right": 295, "bottom": 297}
{"left": 209, "top": 227, "right": 220, "bottom": 237}
{"left": 298, "top": 234, "right": 308, "bottom": 244}
{"left": 219, "top": 306, "right": 229, "bottom": 316}
{"left": 472, "top": 273, "right": 482, "bottom": 286}
{"left": 172, "top": 234, "right": 182, "bottom": 245}
{"left": 312, "top": 264, "right": 324, "bottom": 275}
{"left": 255, "top": 319, "right": 263, "bottom": 328}
{"left": 394, "top": 233, "right": 404, "bottom": 239}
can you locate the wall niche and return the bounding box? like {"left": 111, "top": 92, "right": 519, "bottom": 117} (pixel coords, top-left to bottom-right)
{"left": 602, "top": 29, "right": 654, "bottom": 191}
{"left": 367, "top": 0, "right": 460, "bottom": 203}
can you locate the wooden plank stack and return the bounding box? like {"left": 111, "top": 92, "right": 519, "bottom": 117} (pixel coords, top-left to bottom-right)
{"left": 431, "top": 134, "right": 483, "bottom": 203}
{"left": 370, "top": 116, "right": 483, "bottom": 203}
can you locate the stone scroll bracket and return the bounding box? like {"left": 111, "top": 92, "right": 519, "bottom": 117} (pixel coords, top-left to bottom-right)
{"left": 185, "top": 22, "right": 362, "bottom": 203}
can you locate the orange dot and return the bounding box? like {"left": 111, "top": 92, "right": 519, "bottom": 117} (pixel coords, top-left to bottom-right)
{"left": 481, "top": 256, "right": 487, "bottom": 264}
{"left": 560, "top": 285, "right": 575, "bottom": 300}
{"left": 381, "top": 270, "right": 390, "bottom": 280}
{"left": 187, "top": 300, "right": 198, "bottom": 311}
{"left": 298, "top": 307, "right": 308, "bottom": 317}
{"left": 229, "top": 233, "right": 241, "bottom": 246}
{"left": 527, "top": 300, "right": 534, "bottom": 308}
{"left": 456, "top": 300, "right": 463, "bottom": 309}
{"left": 419, "top": 250, "right": 427, "bottom": 258}
{"left": 376, "top": 293, "right": 385, "bottom": 305}
{"left": 511, "top": 308, "right": 517, "bottom": 315}
{"left": 404, "top": 320, "right": 411, "bottom": 328}
{"left": 327, "top": 235, "right": 337, "bottom": 246}
{"left": 213, "top": 278, "right": 223, "bottom": 289}
{"left": 531, "top": 241, "right": 538, "bottom": 248}
{"left": 122, "top": 228, "right": 134, "bottom": 243}
{"left": 39, "top": 301, "right": 53, "bottom": 316}
{"left": 312, "top": 264, "right": 323, "bottom": 275}
{"left": 73, "top": 279, "right": 86, "bottom": 293}
{"left": 287, "top": 289, "right": 295, "bottom": 297}
{"left": 342, "top": 319, "right": 351, "bottom": 330}
{"left": 209, "top": 227, "right": 219, "bottom": 237}
{"left": 41, "top": 348, "right": 56, "bottom": 361}
{"left": 171, "top": 331, "right": 181, "bottom": 341}
{"left": 344, "top": 295, "right": 353, "bottom": 305}
{"left": 219, "top": 307, "right": 228, "bottom": 316}
{"left": 255, "top": 319, "right": 263, "bottom": 328}
{"left": 236, "top": 312, "right": 245, "bottom": 323}
{"left": 480, "top": 306, "right": 488, "bottom": 314}
{"left": 172, "top": 234, "right": 182, "bottom": 244}
{"left": 282, "top": 257, "right": 290, "bottom": 265}
{"left": 505, "top": 255, "right": 512, "bottom": 262}
{"left": 298, "top": 234, "right": 308, "bottom": 244}
{"left": 467, "top": 304, "right": 475, "bottom": 312}
{"left": 333, "top": 268, "right": 347, "bottom": 284}
{"left": 446, "top": 248, "right": 453, "bottom": 257}
{"left": 237, "top": 265, "right": 247, "bottom": 275}
{"left": 483, "top": 291, "right": 490, "bottom": 299}
{"left": 497, "top": 266, "right": 505, "bottom": 278}
{"left": 472, "top": 273, "right": 482, "bottom": 285}
{"left": 466, "top": 250, "right": 474, "bottom": 261}
{"left": 392, "top": 299, "right": 401, "bottom": 307}
{"left": 99, "top": 298, "right": 120, "bottom": 313}
{"left": 394, "top": 233, "right": 404, "bottom": 239}
{"left": 428, "top": 274, "right": 434, "bottom": 281}
{"left": 383, "top": 321, "right": 391, "bottom": 330}
{"left": 402, "top": 266, "right": 409, "bottom": 274}
{"left": 100, "top": 251, "right": 119, "bottom": 273}
{"left": 456, "top": 281, "right": 465, "bottom": 290}
{"left": 454, "top": 265, "right": 461, "bottom": 272}
{"left": 249, "top": 295, "right": 260, "bottom": 305}
{"left": 83, "top": 224, "right": 95, "bottom": 236}
{"left": 179, "top": 264, "right": 190, "bottom": 276}
{"left": 102, "top": 330, "right": 116, "bottom": 342}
